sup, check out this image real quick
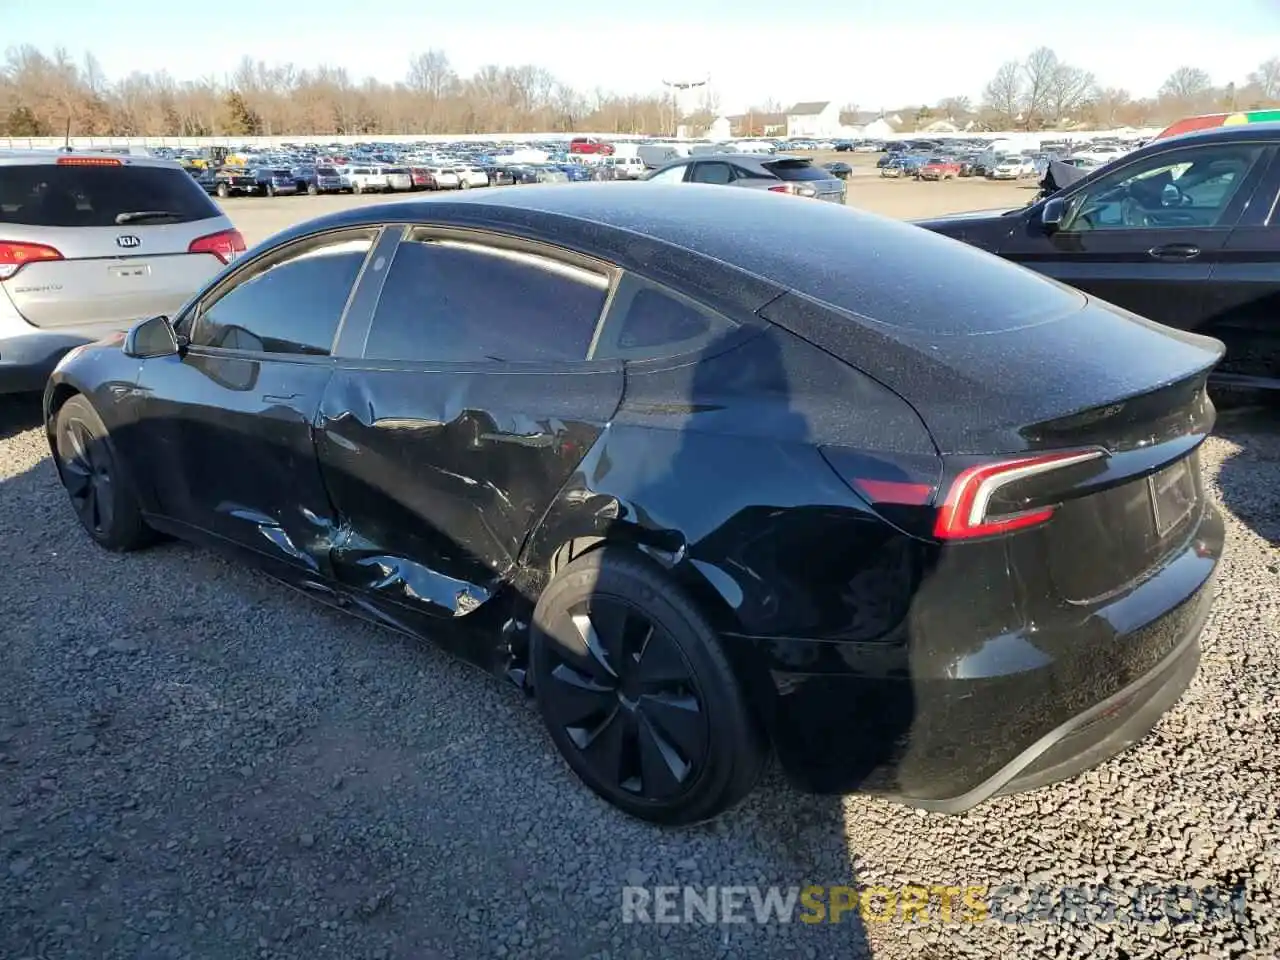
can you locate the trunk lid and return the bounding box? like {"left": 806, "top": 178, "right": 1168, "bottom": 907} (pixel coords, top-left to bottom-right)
{"left": 2, "top": 221, "right": 226, "bottom": 328}
{"left": 767, "top": 290, "right": 1222, "bottom": 602}
{"left": 759, "top": 288, "right": 1223, "bottom": 456}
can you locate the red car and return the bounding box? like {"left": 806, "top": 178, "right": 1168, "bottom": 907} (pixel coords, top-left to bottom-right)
{"left": 569, "top": 137, "right": 614, "bottom": 156}
{"left": 918, "top": 157, "right": 961, "bottom": 181}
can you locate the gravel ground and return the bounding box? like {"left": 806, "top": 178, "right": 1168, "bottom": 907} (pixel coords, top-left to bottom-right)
{"left": 0, "top": 187, "right": 1276, "bottom": 959}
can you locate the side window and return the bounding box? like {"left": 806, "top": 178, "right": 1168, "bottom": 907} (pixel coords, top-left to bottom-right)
{"left": 1063, "top": 143, "right": 1267, "bottom": 232}
{"left": 191, "top": 230, "right": 376, "bottom": 355}
{"left": 362, "top": 231, "right": 610, "bottom": 363}
{"left": 646, "top": 163, "right": 689, "bottom": 183}
{"left": 691, "top": 162, "right": 734, "bottom": 185}
{"left": 591, "top": 278, "right": 738, "bottom": 361}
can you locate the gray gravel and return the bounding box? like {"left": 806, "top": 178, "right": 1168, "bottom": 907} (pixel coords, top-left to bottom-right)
{"left": 0, "top": 197, "right": 1277, "bottom": 959}
{"left": 2, "top": 392, "right": 1276, "bottom": 959}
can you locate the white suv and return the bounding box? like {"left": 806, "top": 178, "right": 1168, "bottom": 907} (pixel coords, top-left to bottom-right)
{"left": 0, "top": 151, "right": 243, "bottom": 393}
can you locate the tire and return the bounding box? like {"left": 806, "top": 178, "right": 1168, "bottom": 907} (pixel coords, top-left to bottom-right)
{"left": 215, "top": 182, "right": 229, "bottom": 198}
{"left": 53, "top": 395, "right": 154, "bottom": 552}
{"left": 459, "top": 178, "right": 471, "bottom": 190}
{"left": 353, "top": 182, "right": 363, "bottom": 195}
{"left": 530, "top": 548, "right": 766, "bottom": 825}
{"left": 306, "top": 182, "right": 318, "bottom": 196}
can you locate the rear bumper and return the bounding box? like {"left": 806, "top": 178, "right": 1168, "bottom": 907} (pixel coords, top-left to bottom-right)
{"left": 735, "top": 504, "right": 1223, "bottom": 811}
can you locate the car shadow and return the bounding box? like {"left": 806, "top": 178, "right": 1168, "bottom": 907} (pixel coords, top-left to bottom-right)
{"left": 1212, "top": 404, "right": 1280, "bottom": 546}
{"left": 0, "top": 392, "right": 43, "bottom": 443}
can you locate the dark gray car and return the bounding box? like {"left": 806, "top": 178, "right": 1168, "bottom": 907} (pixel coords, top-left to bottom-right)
{"left": 642, "top": 153, "right": 846, "bottom": 202}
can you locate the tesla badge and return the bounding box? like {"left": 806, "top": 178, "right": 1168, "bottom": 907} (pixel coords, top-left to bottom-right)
{"left": 116, "top": 235, "right": 141, "bottom": 249}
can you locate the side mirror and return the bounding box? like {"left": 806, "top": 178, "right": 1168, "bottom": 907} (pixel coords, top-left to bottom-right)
{"left": 123, "top": 314, "right": 181, "bottom": 359}
{"left": 1041, "top": 196, "right": 1066, "bottom": 231}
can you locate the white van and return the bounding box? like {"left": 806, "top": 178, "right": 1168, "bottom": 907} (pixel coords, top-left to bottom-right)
{"left": 342, "top": 165, "right": 390, "bottom": 194}
{"left": 637, "top": 143, "right": 689, "bottom": 169}
{"left": 604, "top": 156, "right": 647, "bottom": 179}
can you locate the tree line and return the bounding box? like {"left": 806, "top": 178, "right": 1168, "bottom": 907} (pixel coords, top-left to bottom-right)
{"left": 2, "top": 43, "right": 1278, "bottom": 139}
{"left": 969, "top": 48, "right": 1280, "bottom": 131}
{"left": 0, "top": 46, "right": 685, "bottom": 138}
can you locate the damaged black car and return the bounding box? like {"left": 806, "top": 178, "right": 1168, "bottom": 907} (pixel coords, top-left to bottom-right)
{"left": 47, "top": 184, "right": 1224, "bottom": 824}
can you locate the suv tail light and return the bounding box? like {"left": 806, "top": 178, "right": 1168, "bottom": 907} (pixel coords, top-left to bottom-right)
{"left": 768, "top": 183, "right": 818, "bottom": 198}
{"left": 188, "top": 228, "right": 247, "bottom": 265}
{"left": 0, "top": 241, "right": 64, "bottom": 280}
{"left": 932, "top": 449, "right": 1106, "bottom": 540}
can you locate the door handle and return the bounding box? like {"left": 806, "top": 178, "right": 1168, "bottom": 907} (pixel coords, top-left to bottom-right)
{"left": 261, "top": 393, "right": 300, "bottom": 403}
{"left": 1148, "top": 243, "right": 1201, "bottom": 261}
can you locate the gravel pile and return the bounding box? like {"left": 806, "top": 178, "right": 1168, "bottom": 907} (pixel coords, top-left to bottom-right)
{"left": 0, "top": 394, "right": 1275, "bottom": 960}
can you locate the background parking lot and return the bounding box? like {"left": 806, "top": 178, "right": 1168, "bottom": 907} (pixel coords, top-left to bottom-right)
{"left": 1, "top": 177, "right": 1277, "bottom": 960}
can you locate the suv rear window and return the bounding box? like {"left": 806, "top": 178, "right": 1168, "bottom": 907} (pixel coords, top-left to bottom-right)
{"left": 317, "top": 167, "right": 339, "bottom": 176}
{"left": 763, "top": 159, "right": 833, "bottom": 181}
{"left": 0, "top": 162, "right": 220, "bottom": 227}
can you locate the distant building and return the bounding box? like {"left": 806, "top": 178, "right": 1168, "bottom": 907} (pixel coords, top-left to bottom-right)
{"left": 785, "top": 101, "right": 841, "bottom": 138}
{"left": 728, "top": 112, "right": 786, "bottom": 137}
{"left": 706, "top": 116, "right": 731, "bottom": 140}
{"left": 861, "top": 117, "right": 897, "bottom": 139}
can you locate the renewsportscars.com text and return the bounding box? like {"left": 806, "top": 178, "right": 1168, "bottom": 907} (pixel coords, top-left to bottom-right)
{"left": 621, "top": 883, "right": 1249, "bottom": 926}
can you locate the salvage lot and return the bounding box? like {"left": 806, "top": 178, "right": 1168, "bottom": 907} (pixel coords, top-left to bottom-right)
{"left": 1, "top": 179, "right": 1278, "bottom": 960}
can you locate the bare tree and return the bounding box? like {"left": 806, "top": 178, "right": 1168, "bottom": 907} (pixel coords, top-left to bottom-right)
{"left": 1021, "top": 46, "right": 1059, "bottom": 128}
{"left": 936, "top": 95, "right": 972, "bottom": 120}
{"left": 1047, "top": 63, "right": 1096, "bottom": 124}
{"left": 1160, "top": 66, "right": 1212, "bottom": 102}
{"left": 1247, "top": 57, "right": 1280, "bottom": 100}
{"left": 982, "top": 61, "right": 1023, "bottom": 127}
{"left": 1090, "top": 87, "right": 1132, "bottom": 127}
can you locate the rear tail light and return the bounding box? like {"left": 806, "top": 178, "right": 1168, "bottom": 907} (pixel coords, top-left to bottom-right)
{"left": 0, "top": 241, "right": 63, "bottom": 280}
{"left": 827, "top": 446, "right": 1108, "bottom": 542}
{"left": 932, "top": 449, "right": 1106, "bottom": 540}
{"left": 56, "top": 156, "right": 122, "bottom": 166}
{"left": 188, "top": 228, "right": 247, "bottom": 265}
{"left": 768, "top": 183, "right": 818, "bottom": 198}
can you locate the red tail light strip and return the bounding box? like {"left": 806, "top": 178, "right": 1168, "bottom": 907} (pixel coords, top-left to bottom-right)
{"left": 934, "top": 448, "right": 1107, "bottom": 541}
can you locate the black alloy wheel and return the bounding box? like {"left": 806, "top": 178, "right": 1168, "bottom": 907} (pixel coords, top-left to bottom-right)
{"left": 542, "top": 596, "right": 708, "bottom": 800}
{"left": 531, "top": 549, "right": 765, "bottom": 824}
{"left": 54, "top": 395, "right": 152, "bottom": 551}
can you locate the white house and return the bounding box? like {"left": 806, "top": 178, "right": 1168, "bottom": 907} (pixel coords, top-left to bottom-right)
{"left": 861, "top": 117, "right": 897, "bottom": 139}
{"left": 785, "top": 101, "right": 842, "bottom": 139}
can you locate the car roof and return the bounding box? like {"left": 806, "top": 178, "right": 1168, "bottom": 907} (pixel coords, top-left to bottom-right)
{"left": 265, "top": 182, "right": 1046, "bottom": 325}
{"left": 0, "top": 150, "right": 185, "bottom": 169}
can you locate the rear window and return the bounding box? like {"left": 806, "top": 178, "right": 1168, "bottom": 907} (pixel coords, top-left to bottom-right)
{"left": 386, "top": 167, "right": 409, "bottom": 174}
{"left": 763, "top": 159, "right": 833, "bottom": 182}
{"left": 272, "top": 169, "right": 292, "bottom": 177}
{"left": 316, "top": 167, "right": 339, "bottom": 176}
{"left": 0, "top": 162, "right": 220, "bottom": 227}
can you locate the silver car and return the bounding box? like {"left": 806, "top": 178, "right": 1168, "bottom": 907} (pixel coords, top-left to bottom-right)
{"left": 642, "top": 153, "right": 847, "bottom": 202}
{"left": 0, "top": 151, "right": 242, "bottom": 393}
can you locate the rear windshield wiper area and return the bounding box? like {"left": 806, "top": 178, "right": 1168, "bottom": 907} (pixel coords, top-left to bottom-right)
{"left": 114, "top": 210, "right": 184, "bottom": 225}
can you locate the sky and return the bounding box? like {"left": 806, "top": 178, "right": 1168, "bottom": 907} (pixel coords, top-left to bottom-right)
{"left": 6, "top": 0, "right": 1279, "bottom": 115}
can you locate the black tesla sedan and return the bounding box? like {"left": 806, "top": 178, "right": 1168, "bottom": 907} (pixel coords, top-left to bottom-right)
{"left": 915, "top": 122, "right": 1280, "bottom": 392}
{"left": 45, "top": 184, "right": 1224, "bottom": 825}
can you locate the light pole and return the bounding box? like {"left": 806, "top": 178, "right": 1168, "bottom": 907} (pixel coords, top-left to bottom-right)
{"left": 661, "top": 76, "right": 710, "bottom": 138}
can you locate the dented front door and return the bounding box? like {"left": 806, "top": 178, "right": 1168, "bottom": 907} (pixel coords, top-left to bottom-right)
{"left": 315, "top": 359, "right": 624, "bottom": 625}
